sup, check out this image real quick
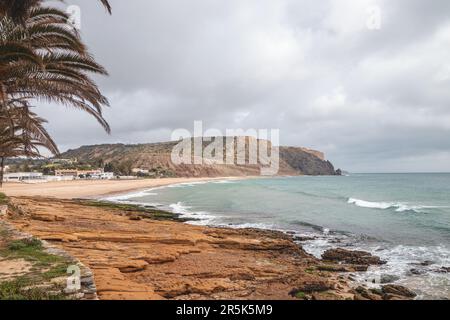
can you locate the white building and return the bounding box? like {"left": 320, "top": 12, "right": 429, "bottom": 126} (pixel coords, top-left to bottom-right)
{"left": 3, "top": 171, "right": 114, "bottom": 183}
{"left": 3, "top": 172, "right": 44, "bottom": 183}
{"left": 43, "top": 175, "right": 75, "bottom": 182}
{"left": 90, "top": 172, "right": 115, "bottom": 180}
{"left": 132, "top": 168, "right": 150, "bottom": 174}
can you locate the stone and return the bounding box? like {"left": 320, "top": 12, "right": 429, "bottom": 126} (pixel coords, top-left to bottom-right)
{"left": 382, "top": 285, "right": 417, "bottom": 298}
{"left": 317, "top": 265, "right": 350, "bottom": 272}
{"left": 40, "top": 234, "right": 79, "bottom": 242}
{"left": 380, "top": 274, "right": 400, "bottom": 284}
{"left": 290, "top": 281, "right": 333, "bottom": 294}
{"left": 441, "top": 266, "right": 450, "bottom": 273}
{"left": 117, "top": 260, "right": 149, "bottom": 273}
{"left": 433, "top": 266, "right": 450, "bottom": 273}
{"left": 0, "top": 205, "right": 8, "bottom": 216}
{"left": 353, "top": 265, "right": 369, "bottom": 272}
{"left": 293, "top": 236, "right": 316, "bottom": 242}
{"left": 31, "top": 214, "right": 65, "bottom": 222}
{"left": 230, "top": 273, "right": 256, "bottom": 281}
{"left": 129, "top": 214, "right": 142, "bottom": 221}
{"left": 352, "top": 286, "right": 383, "bottom": 300}
{"left": 322, "top": 248, "right": 386, "bottom": 265}
{"left": 354, "top": 294, "right": 370, "bottom": 300}
{"left": 409, "top": 269, "right": 425, "bottom": 275}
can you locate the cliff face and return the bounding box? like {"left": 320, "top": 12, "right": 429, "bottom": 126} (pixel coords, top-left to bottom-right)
{"left": 60, "top": 139, "right": 339, "bottom": 177}
{"left": 279, "top": 147, "right": 337, "bottom": 176}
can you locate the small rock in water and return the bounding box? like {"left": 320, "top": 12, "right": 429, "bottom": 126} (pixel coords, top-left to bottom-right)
{"left": 420, "top": 260, "right": 434, "bottom": 266}
{"left": 382, "top": 285, "right": 417, "bottom": 298}
{"left": 293, "top": 236, "right": 316, "bottom": 242}
{"left": 409, "top": 268, "right": 425, "bottom": 276}
{"left": 410, "top": 260, "right": 434, "bottom": 267}
{"left": 322, "top": 248, "right": 386, "bottom": 265}
{"left": 380, "top": 274, "right": 400, "bottom": 284}
{"left": 432, "top": 266, "right": 450, "bottom": 273}
{"left": 353, "top": 265, "right": 369, "bottom": 272}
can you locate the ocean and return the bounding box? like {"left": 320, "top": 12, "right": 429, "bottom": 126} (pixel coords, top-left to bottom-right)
{"left": 105, "top": 174, "right": 450, "bottom": 300}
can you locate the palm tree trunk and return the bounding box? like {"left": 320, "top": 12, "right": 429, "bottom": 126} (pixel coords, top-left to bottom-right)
{"left": 0, "top": 157, "right": 4, "bottom": 188}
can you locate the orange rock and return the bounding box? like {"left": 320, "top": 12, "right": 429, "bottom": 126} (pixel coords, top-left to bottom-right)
{"left": 31, "top": 214, "right": 65, "bottom": 222}
{"left": 4, "top": 196, "right": 359, "bottom": 300}
{"left": 40, "top": 234, "right": 79, "bottom": 242}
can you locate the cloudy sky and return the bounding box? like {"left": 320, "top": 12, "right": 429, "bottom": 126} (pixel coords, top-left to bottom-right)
{"left": 38, "top": 0, "right": 450, "bottom": 172}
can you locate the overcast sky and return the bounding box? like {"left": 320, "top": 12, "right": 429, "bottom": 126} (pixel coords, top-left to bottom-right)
{"left": 37, "top": 0, "right": 450, "bottom": 172}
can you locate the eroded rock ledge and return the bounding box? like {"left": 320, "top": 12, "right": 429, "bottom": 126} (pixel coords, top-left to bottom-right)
{"left": 2, "top": 196, "right": 415, "bottom": 300}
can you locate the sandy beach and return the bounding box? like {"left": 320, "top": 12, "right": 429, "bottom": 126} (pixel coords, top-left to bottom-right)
{"left": 1, "top": 177, "right": 241, "bottom": 199}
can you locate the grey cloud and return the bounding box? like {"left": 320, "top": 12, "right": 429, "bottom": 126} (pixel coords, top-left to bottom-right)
{"left": 38, "top": 0, "right": 450, "bottom": 172}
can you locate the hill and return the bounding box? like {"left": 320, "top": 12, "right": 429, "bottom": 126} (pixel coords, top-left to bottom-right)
{"left": 59, "top": 138, "right": 340, "bottom": 177}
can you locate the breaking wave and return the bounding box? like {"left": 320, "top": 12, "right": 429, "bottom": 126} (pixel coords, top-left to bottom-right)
{"left": 348, "top": 198, "right": 444, "bottom": 213}
{"left": 169, "top": 202, "right": 217, "bottom": 225}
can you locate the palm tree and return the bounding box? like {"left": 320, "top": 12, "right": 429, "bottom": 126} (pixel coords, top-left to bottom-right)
{"left": 0, "top": 0, "right": 111, "bottom": 23}
{"left": 0, "top": 100, "right": 58, "bottom": 186}
{"left": 0, "top": 1, "right": 111, "bottom": 186}
{"left": 0, "top": 6, "right": 111, "bottom": 132}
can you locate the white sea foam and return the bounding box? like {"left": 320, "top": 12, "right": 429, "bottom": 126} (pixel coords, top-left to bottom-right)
{"left": 169, "top": 202, "right": 217, "bottom": 226}
{"left": 167, "top": 181, "right": 211, "bottom": 188}
{"left": 348, "top": 198, "right": 394, "bottom": 209}
{"left": 351, "top": 244, "right": 450, "bottom": 299}
{"left": 300, "top": 233, "right": 450, "bottom": 299}
{"left": 169, "top": 202, "right": 191, "bottom": 214}
{"left": 348, "top": 198, "right": 445, "bottom": 213}
{"left": 223, "top": 222, "right": 275, "bottom": 230}
{"left": 213, "top": 180, "right": 236, "bottom": 184}
{"left": 102, "top": 188, "right": 159, "bottom": 202}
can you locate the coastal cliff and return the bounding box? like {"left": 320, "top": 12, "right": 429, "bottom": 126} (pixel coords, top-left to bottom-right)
{"left": 60, "top": 138, "right": 340, "bottom": 177}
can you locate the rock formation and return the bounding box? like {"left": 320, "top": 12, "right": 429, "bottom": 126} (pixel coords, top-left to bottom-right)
{"left": 59, "top": 138, "right": 340, "bottom": 177}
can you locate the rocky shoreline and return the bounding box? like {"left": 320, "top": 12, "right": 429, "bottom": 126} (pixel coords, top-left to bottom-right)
{"left": 0, "top": 196, "right": 418, "bottom": 300}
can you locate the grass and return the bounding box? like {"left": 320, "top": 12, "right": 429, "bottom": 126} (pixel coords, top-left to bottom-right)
{"left": 76, "top": 199, "right": 188, "bottom": 222}
{"left": 0, "top": 238, "right": 71, "bottom": 300}
{"left": 317, "top": 264, "right": 348, "bottom": 272}
{"left": 0, "top": 226, "right": 9, "bottom": 238}
{"left": 0, "top": 194, "right": 71, "bottom": 300}
{"left": 0, "top": 277, "right": 65, "bottom": 300}
{"left": 305, "top": 268, "right": 315, "bottom": 274}
{"left": 0, "top": 192, "right": 8, "bottom": 205}
{"left": 42, "top": 264, "right": 70, "bottom": 280}
{"left": 295, "top": 291, "right": 306, "bottom": 299}
{"left": 2, "top": 238, "right": 65, "bottom": 266}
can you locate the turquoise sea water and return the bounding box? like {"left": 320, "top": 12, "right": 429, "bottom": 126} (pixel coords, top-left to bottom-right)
{"left": 106, "top": 174, "right": 450, "bottom": 299}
